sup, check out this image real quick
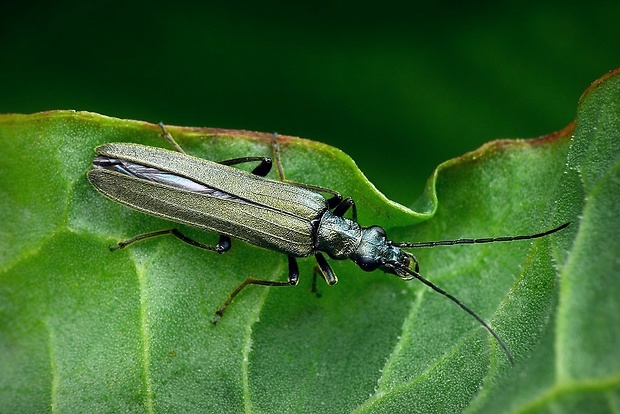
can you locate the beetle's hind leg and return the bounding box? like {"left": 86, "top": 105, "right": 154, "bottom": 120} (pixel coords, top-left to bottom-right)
{"left": 212, "top": 256, "right": 300, "bottom": 325}
{"left": 111, "top": 230, "right": 232, "bottom": 254}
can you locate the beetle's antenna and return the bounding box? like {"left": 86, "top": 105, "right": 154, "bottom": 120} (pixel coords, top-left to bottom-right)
{"left": 393, "top": 222, "right": 569, "bottom": 249}
{"left": 397, "top": 264, "right": 514, "bottom": 365}
{"left": 388, "top": 222, "right": 570, "bottom": 365}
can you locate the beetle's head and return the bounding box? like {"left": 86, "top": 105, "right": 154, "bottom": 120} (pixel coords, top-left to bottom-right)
{"left": 352, "top": 226, "right": 417, "bottom": 280}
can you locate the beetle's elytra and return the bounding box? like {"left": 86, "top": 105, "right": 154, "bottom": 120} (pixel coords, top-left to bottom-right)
{"left": 88, "top": 123, "right": 569, "bottom": 365}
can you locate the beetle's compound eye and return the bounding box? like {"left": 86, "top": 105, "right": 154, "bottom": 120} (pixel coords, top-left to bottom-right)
{"left": 368, "top": 225, "right": 386, "bottom": 239}
{"left": 355, "top": 256, "right": 380, "bottom": 272}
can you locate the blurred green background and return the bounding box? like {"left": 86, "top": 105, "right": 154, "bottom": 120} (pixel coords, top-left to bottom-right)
{"left": 1, "top": 1, "right": 618, "bottom": 204}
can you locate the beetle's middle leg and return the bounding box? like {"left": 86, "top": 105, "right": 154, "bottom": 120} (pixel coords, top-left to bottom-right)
{"left": 212, "top": 256, "right": 300, "bottom": 324}
{"left": 218, "top": 156, "right": 273, "bottom": 177}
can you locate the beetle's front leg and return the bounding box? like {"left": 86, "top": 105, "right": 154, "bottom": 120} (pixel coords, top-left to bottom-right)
{"left": 310, "top": 253, "right": 338, "bottom": 297}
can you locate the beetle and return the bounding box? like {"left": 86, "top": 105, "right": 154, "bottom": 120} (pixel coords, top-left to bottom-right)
{"left": 88, "top": 123, "right": 569, "bottom": 365}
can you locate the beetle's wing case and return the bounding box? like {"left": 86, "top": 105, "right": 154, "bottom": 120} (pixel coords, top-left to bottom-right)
{"left": 88, "top": 143, "right": 328, "bottom": 257}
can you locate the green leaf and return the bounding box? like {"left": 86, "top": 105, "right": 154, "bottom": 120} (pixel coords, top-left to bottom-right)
{"left": 0, "top": 68, "right": 618, "bottom": 413}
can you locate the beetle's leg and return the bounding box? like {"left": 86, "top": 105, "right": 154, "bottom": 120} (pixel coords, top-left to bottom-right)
{"left": 218, "top": 156, "right": 273, "bottom": 177}
{"left": 271, "top": 132, "right": 286, "bottom": 181}
{"left": 212, "top": 256, "right": 300, "bottom": 324}
{"left": 311, "top": 252, "right": 338, "bottom": 297}
{"left": 325, "top": 194, "right": 343, "bottom": 209}
{"left": 158, "top": 122, "right": 187, "bottom": 154}
{"left": 112, "top": 230, "right": 232, "bottom": 254}
{"left": 315, "top": 253, "right": 338, "bottom": 285}
{"left": 270, "top": 133, "right": 347, "bottom": 198}
{"left": 158, "top": 122, "right": 273, "bottom": 176}
{"left": 332, "top": 197, "right": 357, "bottom": 221}
{"left": 285, "top": 179, "right": 344, "bottom": 202}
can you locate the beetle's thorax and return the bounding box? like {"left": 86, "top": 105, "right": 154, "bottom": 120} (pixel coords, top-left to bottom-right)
{"left": 314, "top": 210, "right": 409, "bottom": 273}
{"left": 314, "top": 211, "right": 362, "bottom": 259}
{"left": 314, "top": 212, "right": 409, "bottom": 274}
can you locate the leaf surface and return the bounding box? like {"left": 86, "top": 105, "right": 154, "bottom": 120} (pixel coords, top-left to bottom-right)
{"left": 0, "top": 69, "right": 618, "bottom": 413}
